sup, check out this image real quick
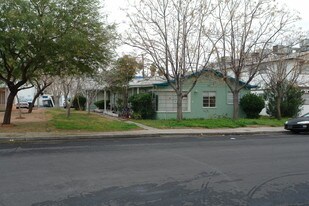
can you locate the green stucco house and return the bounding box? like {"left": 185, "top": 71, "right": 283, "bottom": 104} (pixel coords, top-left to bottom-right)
{"left": 128, "top": 70, "right": 256, "bottom": 119}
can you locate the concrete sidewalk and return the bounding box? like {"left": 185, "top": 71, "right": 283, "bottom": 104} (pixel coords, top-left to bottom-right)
{"left": 0, "top": 124, "right": 286, "bottom": 142}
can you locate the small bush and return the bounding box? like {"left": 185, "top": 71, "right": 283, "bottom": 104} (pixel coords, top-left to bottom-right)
{"left": 72, "top": 95, "right": 87, "bottom": 110}
{"left": 131, "top": 112, "right": 142, "bottom": 119}
{"left": 94, "top": 100, "right": 110, "bottom": 109}
{"left": 240, "top": 93, "right": 265, "bottom": 118}
{"left": 129, "top": 93, "right": 155, "bottom": 119}
{"left": 94, "top": 100, "right": 104, "bottom": 109}
{"left": 265, "top": 84, "right": 304, "bottom": 118}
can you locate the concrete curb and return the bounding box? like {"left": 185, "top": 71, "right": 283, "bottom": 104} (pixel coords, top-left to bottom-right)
{"left": 0, "top": 127, "right": 288, "bottom": 143}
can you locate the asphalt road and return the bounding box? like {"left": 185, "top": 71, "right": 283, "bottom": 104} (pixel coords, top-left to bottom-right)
{"left": 0, "top": 133, "right": 309, "bottom": 206}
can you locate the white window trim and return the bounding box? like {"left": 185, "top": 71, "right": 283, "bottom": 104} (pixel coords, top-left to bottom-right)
{"left": 202, "top": 91, "right": 216, "bottom": 108}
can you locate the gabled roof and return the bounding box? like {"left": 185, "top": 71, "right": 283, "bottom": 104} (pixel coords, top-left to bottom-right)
{"left": 153, "top": 68, "right": 258, "bottom": 89}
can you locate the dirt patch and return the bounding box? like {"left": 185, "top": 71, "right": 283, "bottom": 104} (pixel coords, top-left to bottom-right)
{"left": 0, "top": 108, "right": 51, "bottom": 133}
{"left": 11, "top": 108, "right": 48, "bottom": 122}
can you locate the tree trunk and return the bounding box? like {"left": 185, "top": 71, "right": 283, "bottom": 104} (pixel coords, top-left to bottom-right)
{"left": 66, "top": 103, "right": 71, "bottom": 118}
{"left": 28, "top": 101, "right": 34, "bottom": 114}
{"left": 124, "top": 86, "right": 128, "bottom": 109}
{"left": 176, "top": 93, "right": 183, "bottom": 120}
{"left": 86, "top": 91, "right": 91, "bottom": 114}
{"left": 232, "top": 91, "right": 239, "bottom": 119}
{"left": 16, "top": 94, "right": 23, "bottom": 119}
{"left": 53, "top": 96, "right": 60, "bottom": 108}
{"left": 77, "top": 97, "right": 81, "bottom": 110}
{"left": 87, "top": 100, "right": 91, "bottom": 114}
{"left": 63, "top": 95, "right": 71, "bottom": 118}
{"left": 28, "top": 92, "right": 41, "bottom": 113}
{"left": 2, "top": 89, "right": 18, "bottom": 125}
{"left": 276, "top": 96, "right": 282, "bottom": 120}
{"left": 86, "top": 97, "right": 93, "bottom": 115}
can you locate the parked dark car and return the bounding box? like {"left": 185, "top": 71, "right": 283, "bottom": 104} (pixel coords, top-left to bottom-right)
{"left": 284, "top": 113, "right": 309, "bottom": 133}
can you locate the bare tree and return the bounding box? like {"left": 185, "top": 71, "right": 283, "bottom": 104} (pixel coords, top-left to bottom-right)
{"left": 261, "top": 51, "right": 306, "bottom": 119}
{"left": 46, "top": 77, "right": 63, "bottom": 108}
{"left": 45, "top": 75, "right": 83, "bottom": 117}
{"left": 209, "top": 0, "right": 299, "bottom": 119}
{"left": 61, "top": 76, "right": 81, "bottom": 118}
{"left": 79, "top": 76, "right": 105, "bottom": 114}
{"left": 126, "top": 0, "right": 217, "bottom": 120}
{"left": 84, "top": 88, "right": 99, "bottom": 114}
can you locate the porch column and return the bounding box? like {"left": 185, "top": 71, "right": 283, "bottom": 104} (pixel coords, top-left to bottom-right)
{"left": 137, "top": 87, "right": 140, "bottom": 94}
{"left": 104, "top": 89, "right": 107, "bottom": 113}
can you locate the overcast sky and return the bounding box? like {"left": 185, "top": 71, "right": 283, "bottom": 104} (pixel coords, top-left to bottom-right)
{"left": 281, "top": 0, "right": 309, "bottom": 30}
{"left": 101, "top": 0, "right": 309, "bottom": 55}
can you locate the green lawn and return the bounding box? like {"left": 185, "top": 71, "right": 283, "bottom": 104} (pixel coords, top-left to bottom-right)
{"left": 0, "top": 108, "right": 287, "bottom": 133}
{"left": 47, "top": 109, "right": 138, "bottom": 132}
{"left": 133, "top": 117, "right": 287, "bottom": 129}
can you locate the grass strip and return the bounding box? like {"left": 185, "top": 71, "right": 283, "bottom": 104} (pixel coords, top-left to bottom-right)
{"left": 134, "top": 117, "right": 287, "bottom": 129}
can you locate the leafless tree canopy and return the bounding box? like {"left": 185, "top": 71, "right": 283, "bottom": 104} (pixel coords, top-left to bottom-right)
{"left": 209, "top": 0, "right": 299, "bottom": 118}
{"left": 126, "top": 0, "right": 216, "bottom": 119}
{"left": 261, "top": 55, "right": 303, "bottom": 89}
{"left": 260, "top": 52, "right": 305, "bottom": 119}
{"left": 126, "top": 0, "right": 300, "bottom": 120}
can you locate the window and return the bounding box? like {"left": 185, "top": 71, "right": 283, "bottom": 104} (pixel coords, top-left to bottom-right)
{"left": 156, "top": 91, "right": 189, "bottom": 112}
{"left": 203, "top": 91, "right": 216, "bottom": 107}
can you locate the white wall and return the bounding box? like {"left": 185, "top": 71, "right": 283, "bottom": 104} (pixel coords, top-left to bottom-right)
{"left": 301, "top": 105, "right": 309, "bottom": 115}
